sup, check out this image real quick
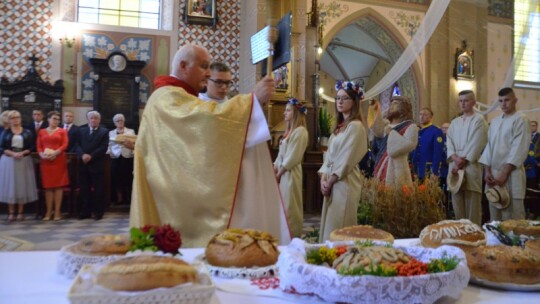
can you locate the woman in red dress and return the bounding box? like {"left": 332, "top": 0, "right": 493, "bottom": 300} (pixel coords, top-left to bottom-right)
{"left": 37, "top": 111, "right": 69, "bottom": 220}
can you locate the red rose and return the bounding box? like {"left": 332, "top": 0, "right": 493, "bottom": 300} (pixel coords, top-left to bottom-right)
{"left": 141, "top": 225, "right": 158, "bottom": 234}
{"left": 153, "top": 224, "right": 182, "bottom": 254}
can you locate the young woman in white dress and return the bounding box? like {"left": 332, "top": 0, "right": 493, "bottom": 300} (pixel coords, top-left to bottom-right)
{"left": 318, "top": 81, "right": 368, "bottom": 242}
{"left": 274, "top": 98, "right": 308, "bottom": 237}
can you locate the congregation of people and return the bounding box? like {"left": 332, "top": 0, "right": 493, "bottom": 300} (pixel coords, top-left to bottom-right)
{"left": 1, "top": 44, "right": 538, "bottom": 249}
{"left": 0, "top": 108, "right": 134, "bottom": 222}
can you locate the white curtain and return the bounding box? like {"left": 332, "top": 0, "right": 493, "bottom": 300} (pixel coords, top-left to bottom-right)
{"left": 477, "top": 6, "right": 540, "bottom": 115}
{"left": 363, "top": 0, "right": 451, "bottom": 100}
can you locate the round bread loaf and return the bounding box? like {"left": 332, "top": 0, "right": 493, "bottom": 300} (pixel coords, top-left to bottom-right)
{"left": 96, "top": 255, "right": 198, "bottom": 291}
{"left": 525, "top": 238, "right": 540, "bottom": 254}
{"left": 466, "top": 245, "right": 540, "bottom": 285}
{"left": 419, "top": 219, "right": 486, "bottom": 248}
{"left": 500, "top": 220, "right": 540, "bottom": 238}
{"left": 77, "top": 234, "right": 131, "bottom": 255}
{"left": 205, "top": 228, "right": 279, "bottom": 268}
{"left": 329, "top": 225, "right": 394, "bottom": 243}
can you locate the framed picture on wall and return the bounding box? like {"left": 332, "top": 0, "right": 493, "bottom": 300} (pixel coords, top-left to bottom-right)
{"left": 184, "top": 0, "right": 218, "bottom": 26}
{"left": 454, "top": 40, "right": 474, "bottom": 80}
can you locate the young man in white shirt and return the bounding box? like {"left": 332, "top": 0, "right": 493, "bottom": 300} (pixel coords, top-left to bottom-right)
{"left": 479, "top": 87, "right": 530, "bottom": 221}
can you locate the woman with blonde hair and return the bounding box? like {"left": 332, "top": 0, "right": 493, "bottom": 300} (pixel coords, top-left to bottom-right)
{"left": 318, "top": 81, "right": 368, "bottom": 242}
{"left": 0, "top": 110, "right": 38, "bottom": 221}
{"left": 37, "top": 111, "right": 69, "bottom": 220}
{"left": 0, "top": 111, "right": 10, "bottom": 141}
{"left": 274, "top": 98, "right": 308, "bottom": 237}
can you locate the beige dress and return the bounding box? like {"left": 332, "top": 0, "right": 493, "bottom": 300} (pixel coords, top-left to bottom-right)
{"left": 318, "top": 121, "right": 367, "bottom": 242}
{"left": 274, "top": 126, "right": 308, "bottom": 237}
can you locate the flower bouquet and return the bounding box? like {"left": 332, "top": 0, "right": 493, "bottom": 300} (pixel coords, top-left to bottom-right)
{"left": 129, "top": 224, "right": 182, "bottom": 255}
{"left": 278, "top": 239, "right": 470, "bottom": 304}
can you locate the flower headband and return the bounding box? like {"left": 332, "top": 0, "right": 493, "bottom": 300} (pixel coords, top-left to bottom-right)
{"left": 288, "top": 98, "right": 308, "bottom": 115}
{"left": 335, "top": 80, "right": 365, "bottom": 100}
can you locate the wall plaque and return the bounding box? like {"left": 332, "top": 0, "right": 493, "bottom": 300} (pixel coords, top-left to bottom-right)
{"left": 89, "top": 53, "right": 146, "bottom": 130}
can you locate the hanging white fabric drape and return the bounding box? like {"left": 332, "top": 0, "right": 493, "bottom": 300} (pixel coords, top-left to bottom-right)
{"left": 477, "top": 5, "right": 540, "bottom": 115}
{"left": 363, "top": 0, "right": 451, "bottom": 100}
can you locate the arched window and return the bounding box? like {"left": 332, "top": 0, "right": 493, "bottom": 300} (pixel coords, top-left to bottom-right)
{"left": 514, "top": 0, "right": 540, "bottom": 87}
{"left": 78, "top": 0, "right": 162, "bottom": 29}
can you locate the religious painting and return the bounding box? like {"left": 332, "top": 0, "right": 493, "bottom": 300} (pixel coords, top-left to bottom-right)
{"left": 271, "top": 63, "right": 292, "bottom": 101}
{"left": 454, "top": 41, "right": 474, "bottom": 80}
{"left": 184, "top": 0, "right": 218, "bottom": 26}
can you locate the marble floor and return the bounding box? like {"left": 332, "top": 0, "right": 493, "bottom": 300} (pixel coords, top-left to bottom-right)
{"left": 0, "top": 207, "right": 320, "bottom": 251}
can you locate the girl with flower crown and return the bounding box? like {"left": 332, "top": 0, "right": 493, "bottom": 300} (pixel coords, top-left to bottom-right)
{"left": 274, "top": 99, "right": 308, "bottom": 237}
{"left": 318, "top": 82, "right": 368, "bottom": 242}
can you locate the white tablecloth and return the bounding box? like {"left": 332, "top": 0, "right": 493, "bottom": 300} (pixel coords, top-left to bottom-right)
{"left": 1, "top": 239, "right": 539, "bottom": 304}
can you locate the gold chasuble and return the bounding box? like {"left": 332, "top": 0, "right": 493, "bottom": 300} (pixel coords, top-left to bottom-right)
{"left": 131, "top": 82, "right": 255, "bottom": 247}
{"left": 130, "top": 82, "right": 252, "bottom": 247}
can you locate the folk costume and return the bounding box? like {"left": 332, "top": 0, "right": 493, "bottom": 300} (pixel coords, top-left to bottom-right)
{"left": 479, "top": 111, "right": 530, "bottom": 221}
{"left": 130, "top": 76, "right": 291, "bottom": 248}
{"left": 274, "top": 126, "right": 308, "bottom": 237}
{"left": 446, "top": 113, "right": 488, "bottom": 225}
{"left": 319, "top": 121, "right": 367, "bottom": 242}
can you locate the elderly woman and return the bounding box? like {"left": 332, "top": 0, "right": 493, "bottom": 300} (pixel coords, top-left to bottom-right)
{"left": 273, "top": 98, "right": 308, "bottom": 237}
{"left": 0, "top": 110, "right": 38, "bottom": 222}
{"left": 37, "top": 111, "right": 69, "bottom": 220}
{"left": 107, "top": 113, "right": 135, "bottom": 205}
{"left": 318, "top": 82, "right": 368, "bottom": 242}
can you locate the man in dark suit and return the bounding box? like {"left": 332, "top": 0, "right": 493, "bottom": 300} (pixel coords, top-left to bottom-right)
{"left": 76, "top": 110, "right": 109, "bottom": 220}
{"left": 26, "top": 109, "right": 48, "bottom": 151}
{"left": 62, "top": 110, "right": 79, "bottom": 153}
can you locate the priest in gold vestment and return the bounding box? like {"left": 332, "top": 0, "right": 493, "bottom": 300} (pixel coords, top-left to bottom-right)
{"left": 130, "top": 44, "right": 291, "bottom": 247}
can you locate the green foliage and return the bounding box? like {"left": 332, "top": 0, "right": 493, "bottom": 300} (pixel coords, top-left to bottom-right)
{"left": 354, "top": 240, "right": 375, "bottom": 247}
{"left": 427, "top": 253, "right": 461, "bottom": 273}
{"left": 306, "top": 246, "right": 337, "bottom": 265}
{"left": 129, "top": 227, "right": 158, "bottom": 252}
{"left": 318, "top": 107, "right": 333, "bottom": 137}
{"left": 301, "top": 227, "right": 320, "bottom": 244}
{"left": 337, "top": 263, "right": 397, "bottom": 277}
{"left": 357, "top": 203, "right": 373, "bottom": 225}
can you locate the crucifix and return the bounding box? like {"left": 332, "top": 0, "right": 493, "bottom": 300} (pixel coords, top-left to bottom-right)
{"left": 29, "top": 54, "right": 39, "bottom": 68}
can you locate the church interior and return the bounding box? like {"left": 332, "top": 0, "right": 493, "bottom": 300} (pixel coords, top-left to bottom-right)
{"left": 2, "top": 1, "right": 540, "bottom": 303}
{"left": 1, "top": 0, "right": 540, "bottom": 245}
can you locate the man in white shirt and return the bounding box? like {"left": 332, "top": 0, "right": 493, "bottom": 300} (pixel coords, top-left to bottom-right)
{"left": 198, "top": 62, "right": 233, "bottom": 103}
{"left": 446, "top": 90, "right": 488, "bottom": 225}
{"left": 479, "top": 87, "right": 530, "bottom": 221}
